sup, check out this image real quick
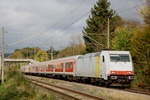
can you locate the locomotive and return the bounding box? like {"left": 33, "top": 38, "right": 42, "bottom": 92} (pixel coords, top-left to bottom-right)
{"left": 21, "top": 50, "right": 134, "bottom": 86}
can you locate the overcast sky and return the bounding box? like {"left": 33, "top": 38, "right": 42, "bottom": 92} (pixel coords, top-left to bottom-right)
{"left": 0, "top": 0, "right": 145, "bottom": 53}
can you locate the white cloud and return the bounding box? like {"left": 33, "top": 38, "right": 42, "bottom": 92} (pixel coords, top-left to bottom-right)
{"left": 0, "top": 0, "right": 143, "bottom": 52}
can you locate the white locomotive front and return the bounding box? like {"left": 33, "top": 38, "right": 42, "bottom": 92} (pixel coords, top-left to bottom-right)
{"left": 100, "top": 50, "right": 134, "bottom": 85}
{"left": 74, "top": 50, "right": 134, "bottom": 86}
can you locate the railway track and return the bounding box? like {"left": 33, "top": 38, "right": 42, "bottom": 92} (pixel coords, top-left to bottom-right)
{"left": 27, "top": 75, "right": 150, "bottom": 97}
{"left": 125, "top": 88, "right": 150, "bottom": 96}
{"left": 28, "top": 78, "right": 106, "bottom": 100}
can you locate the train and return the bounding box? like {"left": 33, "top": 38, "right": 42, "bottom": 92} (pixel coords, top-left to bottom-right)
{"left": 21, "top": 50, "right": 134, "bottom": 87}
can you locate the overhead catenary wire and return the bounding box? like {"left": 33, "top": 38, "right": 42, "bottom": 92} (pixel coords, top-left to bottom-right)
{"left": 116, "top": 1, "right": 147, "bottom": 14}
{"left": 7, "top": 10, "right": 90, "bottom": 47}
{"left": 6, "top": 0, "right": 93, "bottom": 47}
{"left": 6, "top": 1, "right": 147, "bottom": 50}
{"left": 82, "top": 1, "right": 147, "bottom": 48}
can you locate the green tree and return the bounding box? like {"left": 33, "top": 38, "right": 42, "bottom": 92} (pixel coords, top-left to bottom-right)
{"left": 10, "top": 47, "right": 41, "bottom": 59}
{"left": 112, "top": 27, "right": 133, "bottom": 50}
{"left": 9, "top": 51, "right": 24, "bottom": 59}
{"left": 83, "top": 0, "right": 121, "bottom": 53}
{"left": 35, "top": 50, "right": 49, "bottom": 62}
{"left": 140, "top": 0, "right": 150, "bottom": 25}
{"left": 56, "top": 44, "right": 85, "bottom": 58}
{"left": 131, "top": 27, "right": 150, "bottom": 87}
{"left": 131, "top": 0, "right": 150, "bottom": 87}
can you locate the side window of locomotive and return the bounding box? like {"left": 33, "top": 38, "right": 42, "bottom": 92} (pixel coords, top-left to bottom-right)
{"left": 102, "top": 56, "right": 105, "bottom": 62}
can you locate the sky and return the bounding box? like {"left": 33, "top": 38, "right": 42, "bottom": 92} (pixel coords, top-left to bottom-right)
{"left": 0, "top": 0, "right": 145, "bottom": 53}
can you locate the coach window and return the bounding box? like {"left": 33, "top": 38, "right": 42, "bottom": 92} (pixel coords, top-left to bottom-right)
{"left": 66, "top": 62, "right": 72, "bottom": 69}
{"left": 60, "top": 63, "right": 64, "bottom": 69}
{"left": 56, "top": 64, "right": 58, "bottom": 69}
{"left": 36, "top": 67, "right": 38, "bottom": 71}
{"left": 48, "top": 64, "right": 51, "bottom": 69}
{"left": 51, "top": 65, "right": 53, "bottom": 69}
{"left": 102, "top": 56, "right": 105, "bottom": 62}
{"left": 48, "top": 64, "right": 54, "bottom": 69}
{"left": 66, "top": 63, "right": 69, "bottom": 69}
{"left": 56, "top": 63, "right": 61, "bottom": 69}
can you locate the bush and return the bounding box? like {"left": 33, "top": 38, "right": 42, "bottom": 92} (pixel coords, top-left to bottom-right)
{"left": 0, "top": 69, "right": 55, "bottom": 100}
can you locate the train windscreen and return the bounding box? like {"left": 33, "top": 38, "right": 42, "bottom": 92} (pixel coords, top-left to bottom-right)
{"left": 110, "top": 54, "right": 130, "bottom": 62}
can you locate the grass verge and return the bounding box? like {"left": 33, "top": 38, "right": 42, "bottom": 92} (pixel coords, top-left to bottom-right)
{"left": 0, "top": 69, "right": 55, "bottom": 100}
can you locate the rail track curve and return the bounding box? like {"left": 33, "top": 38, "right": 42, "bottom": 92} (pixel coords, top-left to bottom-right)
{"left": 28, "top": 78, "right": 106, "bottom": 100}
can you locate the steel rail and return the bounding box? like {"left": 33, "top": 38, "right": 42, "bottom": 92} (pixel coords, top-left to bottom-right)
{"left": 125, "top": 88, "right": 150, "bottom": 96}
{"left": 28, "top": 78, "right": 105, "bottom": 100}
{"left": 30, "top": 80, "right": 80, "bottom": 100}
{"left": 26, "top": 75, "right": 150, "bottom": 96}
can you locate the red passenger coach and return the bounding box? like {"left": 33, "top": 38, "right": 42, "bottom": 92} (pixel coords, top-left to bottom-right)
{"left": 46, "top": 58, "right": 75, "bottom": 73}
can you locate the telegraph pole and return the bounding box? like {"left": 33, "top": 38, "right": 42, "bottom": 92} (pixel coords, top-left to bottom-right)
{"left": 51, "top": 49, "right": 53, "bottom": 60}
{"left": 0, "top": 27, "right": 4, "bottom": 84}
{"left": 107, "top": 18, "right": 110, "bottom": 49}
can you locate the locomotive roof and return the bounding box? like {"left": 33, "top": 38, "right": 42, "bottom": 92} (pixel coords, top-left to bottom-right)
{"left": 21, "top": 50, "right": 130, "bottom": 68}
{"left": 44, "top": 55, "right": 82, "bottom": 63}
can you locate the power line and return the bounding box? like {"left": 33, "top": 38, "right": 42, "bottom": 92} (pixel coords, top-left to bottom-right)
{"left": 6, "top": 0, "right": 95, "bottom": 48}
{"left": 117, "top": 1, "right": 147, "bottom": 14}
{"left": 6, "top": 1, "right": 147, "bottom": 50}
{"left": 7, "top": 1, "right": 90, "bottom": 47}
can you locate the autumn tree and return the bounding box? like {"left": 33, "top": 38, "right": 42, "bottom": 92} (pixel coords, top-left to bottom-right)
{"left": 140, "top": 0, "right": 150, "bottom": 25}
{"left": 35, "top": 50, "right": 49, "bottom": 62}
{"left": 131, "top": 0, "right": 150, "bottom": 87}
{"left": 131, "top": 27, "right": 150, "bottom": 87}
{"left": 112, "top": 22, "right": 140, "bottom": 51}
{"left": 56, "top": 44, "right": 85, "bottom": 58}
{"left": 112, "top": 27, "right": 131, "bottom": 50}
{"left": 83, "top": 0, "right": 121, "bottom": 53}
{"left": 9, "top": 51, "right": 24, "bottom": 59}
{"left": 10, "top": 47, "right": 41, "bottom": 59}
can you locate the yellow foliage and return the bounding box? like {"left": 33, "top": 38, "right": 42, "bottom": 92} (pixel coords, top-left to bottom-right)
{"left": 10, "top": 51, "right": 24, "bottom": 59}
{"left": 139, "top": 0, "right": 150, "bottom": 25}
{"left": 56, "top": 44, "right": 86, "bottom": 58}
{"left": 131, "top": 26, "right": 150, "bottom": 87}
{"left": 35, "top": 50, "right": 49, "bottom": 62}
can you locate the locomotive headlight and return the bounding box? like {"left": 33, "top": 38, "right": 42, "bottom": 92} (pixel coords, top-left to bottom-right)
{"left": 128, "top": 71, "right": 131, "bottom": 74}
{"left": 128, "top": 76, "right": 134, "bottom": 80}
{"left": 111, "top": 76, "right": 117, "bottom": 79}
{"left": 111, "top": 71, "right": 116, "bottom": 74}
{"left": 128, "top": 71, "right": 134, "bottom": 74}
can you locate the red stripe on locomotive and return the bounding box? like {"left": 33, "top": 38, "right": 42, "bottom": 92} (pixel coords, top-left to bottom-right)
{"left": 110, "top": 71, "right": 134, "bottom": 75}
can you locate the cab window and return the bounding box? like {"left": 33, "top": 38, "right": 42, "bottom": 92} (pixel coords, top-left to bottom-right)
{"left": 110, "top": 54, "right": 130, "bottom": 62}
